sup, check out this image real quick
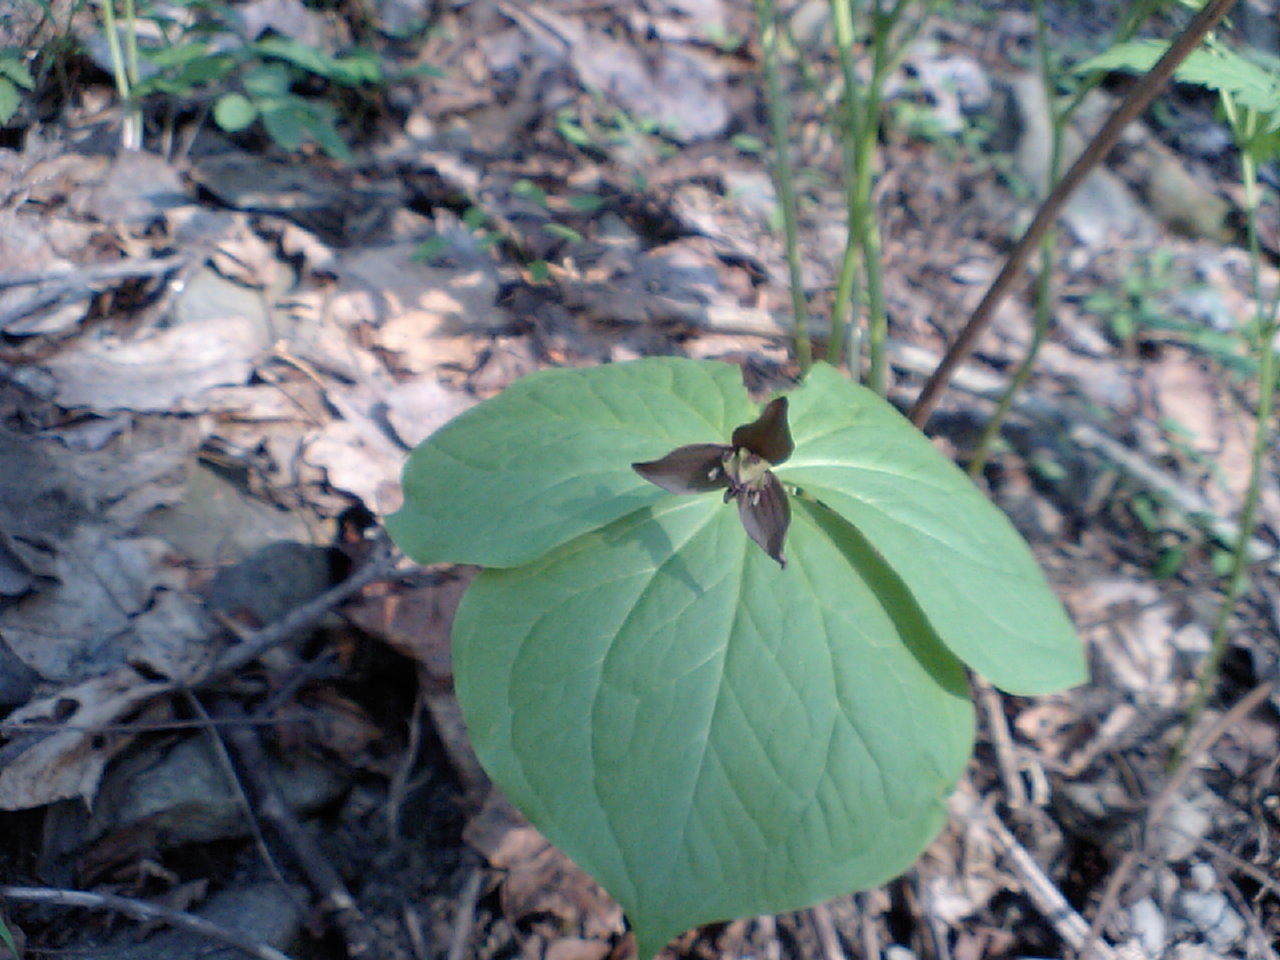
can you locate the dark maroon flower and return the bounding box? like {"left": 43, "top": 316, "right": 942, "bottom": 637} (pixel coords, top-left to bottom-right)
{"left": 633, "top": 398, "right": 792, "bottom": 567}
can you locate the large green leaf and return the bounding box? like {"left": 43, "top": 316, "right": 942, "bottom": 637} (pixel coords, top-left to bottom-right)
{"left": 779, "top": 364, "right": 1085, "bottom": 695}
{"left": 386, "top": 359, "right": 757, "bottom": 567}
{"left": 454, "top": 495, "right": 973, "bottom": 960}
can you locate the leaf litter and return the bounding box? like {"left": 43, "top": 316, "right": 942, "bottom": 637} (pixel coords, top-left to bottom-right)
{"left": 1, "top": 0, "right": 1279, "bottom": 957}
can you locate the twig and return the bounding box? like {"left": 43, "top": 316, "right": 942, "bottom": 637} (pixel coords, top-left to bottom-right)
{"left": 446, "top": 865, "right": 484, "bottom": 960}
{"left": 0, "top": 255, "right": 189, "bottom": 291}
{"left": 975, "top": 677, "right": 1028, "bottom": 811}
{"left": 948, "top": 784, "right": 1117, "bottom": 960}
{"left": 1194, "top": 834, "right": 1280, "bottom": 902}
{"left": 810, "top": 902, "right": 847, "bottom": 960}
{"left": 855, "top": 892, "right": 882, "bottom": 960}
{"left": 202, "top": 540, "right": 400, "bottom": 684}
{"left": 386, "top": 672, "right": 428, "bottom": 841}
{"left": 403, "top": 902, "right": 430, "bottom": 960}
{"left": 1082, "top": 680, "right": 1275, "bottom": 958}
{"left": 1219, "top": 870, "right": 1280, "bottom": 960}
{"left": 184, "top": 691, "right": 299, "bottom": 904}
{"left": 220, "top": 699, "right": 377, "bottom": 959}
{"left": 908, "top": 0, "right": 1239, "bottom": 428}
{"left": 0, "top": 885, "right": 295, "bottom": 960}
{"left": 0, "top": 255, "right": 189, "bottom": 333}
{"left": 754, "top": 913, "right": 781, "bottom": 960}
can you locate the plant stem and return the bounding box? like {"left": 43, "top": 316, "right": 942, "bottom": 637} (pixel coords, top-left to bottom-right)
{"left": 1174, "top": 100, "right": 1280, "bottom": 764}
{"left": 96, "top": 0, "right": 142, "bottom": 148}
{"left": 827, "top": 0, "right": 935, "bottom": 387}
{"left": 827, "top": 0, "right": 864, "bottom": 371}
{"left": 861, "top": 7, "right": 891, "bottom": 394}
{"left": 98, "top": 0, "right": 130, "bottom": 103}
{"left": 909, "top": 0, "right": 1238, "bottom": 428}
{"left": 754, "top": 0, "right": 811, "bottom": 372}
{"left": 968, "top": 0, "right": 1059, "bottom": 476}
{"left": 122, "top": 0, "right": 139, "bottom": 86}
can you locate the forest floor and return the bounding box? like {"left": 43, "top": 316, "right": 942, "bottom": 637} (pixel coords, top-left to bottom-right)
{"left": 0, "top": 1, "right": 1278, "bottom": 959}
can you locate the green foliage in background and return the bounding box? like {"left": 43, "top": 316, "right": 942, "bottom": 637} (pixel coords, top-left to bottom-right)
{"left": 67, "top": 0, "right": 440, "bottom": 158}
{"left": 0, "top": 51, "right": 34, "bottom": 125}
{"left": 1083, "top": 38, "right": 1280, "bottom": 152}
{"left": 388, "top": 357, "right": 1085, "bottom": 958}
{"left": 131, "top": 30, "right": 388, "bottom": 161}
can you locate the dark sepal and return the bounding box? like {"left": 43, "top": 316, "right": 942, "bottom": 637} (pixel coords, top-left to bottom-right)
{"left": 736, "top": 471, "right": 790, "bottom": 568}
{"left": 730, "top": 397, "right": 793, "bottom": 465}
{"left": 632, "top": 444, "right": 733, "bottom": 495}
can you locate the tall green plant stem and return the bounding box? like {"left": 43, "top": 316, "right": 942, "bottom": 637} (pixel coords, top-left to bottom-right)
{"left": 98, "top": 0, "right": 130, "bottom": 103}
{"left": 1175, "top": 101, "right": 1280, "bottom": 763}
{"left": 754, "top": 0, "right": 811, "bottom": 372}
{"left": 122, "top": 0, "right": 139, "bottom": 91}
{"left": 828, "top": 0, "right": 865, "bottom": 373}
{"left": 967, "top": 0, "right": 1163, "bottom": 472}
{"left": 827, "top": 0, "right": 934, "bottom": 391}
{"left": 909, "top": 0, "right": 1238, "bottom": 428}
{"left": 968, "top": 0, "right": 1059, "bottom": 477}
{"left": 828, "top": 3, "right": 889, "bottom": 391}
{"left": 96, "top": 0, "right": 142, "bottom": 148}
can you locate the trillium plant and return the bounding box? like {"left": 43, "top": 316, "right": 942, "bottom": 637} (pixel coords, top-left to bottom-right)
{"left": 387, "top": 358, "right": 1085, "bottom": 959}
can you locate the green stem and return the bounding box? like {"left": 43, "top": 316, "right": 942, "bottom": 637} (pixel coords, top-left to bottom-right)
{"left": 98, "top": 0, "right": 130, "bottom": 104}
{"left": 861, "top": 14, "right": 891, "bottom": 394}
{"left": 968, "top": 237, "right": 1053, "bottom": 478}
{"left": 827, "top": 0, "right": 863, "bottom": 369}
{"left": 122, "top": 0, "right": 139, "bottom": 86}
{"left": 968, "top": 0, "right": 1059, "bottom": 475}
{"left": 909, "top": 0, "right": 1237, "bottom": 428}
{"left": 754, "top": 0, "right": 811, "bottom": 372}
{"left": 827, "top": 0, "right": 935, "bottom": 388}
{"left": 1174, "top": 101, "right": 1280, "bottom": 764}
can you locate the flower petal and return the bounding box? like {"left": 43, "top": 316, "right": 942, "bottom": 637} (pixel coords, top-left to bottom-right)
{"left": 730, "top": 397, "right": 793, "bottom": 465}
{"left": 736, "top": 471, "right": 790, "bottom": 567}
{"left": 632, "top": 444, "right": 732, "bottom": 495}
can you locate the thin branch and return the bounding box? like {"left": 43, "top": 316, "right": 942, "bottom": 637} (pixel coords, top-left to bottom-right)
{"left": 221, "top": 699, "right": 377, "bottom": 958}
{"left": 948, "top": 785, "right": 1117, "bottom": 960}
{"left": 0, "top": 885, "right": 295, "bottom": 960}
{"left": 0, "top": 255, "right": 189, "bottom": 333}
{"left": 1082, "top": 681, "right": 1274, "bottom": 957}
{"left": 908, "top": 0, "right": 1239, "bottom": 428}
{"left": 202, "top": 540, "right": 399, "bottom": 684}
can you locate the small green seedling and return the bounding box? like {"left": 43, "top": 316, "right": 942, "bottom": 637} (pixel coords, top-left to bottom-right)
{"left": 387, "top": 357, "right": 1085, "bottom": 959}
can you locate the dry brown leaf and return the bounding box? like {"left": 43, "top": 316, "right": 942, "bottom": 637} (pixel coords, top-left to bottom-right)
{"left": 42, "top": 313, "right": 266, "bottom": 412}
{"left": 0, "top": 667, "right": 166, "bottom": 810}
{"left": 0, "top": 528, "right": 185, "bottom": 682}
{"left": 331, "top": 243, "right": 502, "bottom": 374}
{"left": 344, "top": 568, "right": 476, "bottom": 681}
{"left": 211, "top": 225, "right": 282, "bottom": 290}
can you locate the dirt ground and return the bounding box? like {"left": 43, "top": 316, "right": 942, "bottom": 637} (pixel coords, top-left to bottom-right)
{"left": 0, "top": 1, "right": 1278, "bottom": 958}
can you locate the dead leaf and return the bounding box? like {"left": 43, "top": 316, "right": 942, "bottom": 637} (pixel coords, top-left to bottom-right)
{"left": 382, "top": 376, "right": 477, "bottom": 448}
{"left": 331, "top": 243, "right": 503, "bottom": 373}
{"left": 345, "top": 568, "right": 477, "bottom": 681}
{"left": 43, "top": 313, "right": 267, "bottom": 412}
{"left": 0, "top": 210, "right": 94, "bottom": 335}
{"left": 0, "top": 667, "right": 167, "bottom": 810}
{"left": 0, "top": 528, "right": 182, "bottom": 682}
{"left": 71, "top": 151, "right": 187, "bottom": 224}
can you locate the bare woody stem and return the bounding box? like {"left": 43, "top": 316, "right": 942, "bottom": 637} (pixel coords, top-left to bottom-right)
{"left": 908, "top": 0, "right": 1238, "bottom": 429}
